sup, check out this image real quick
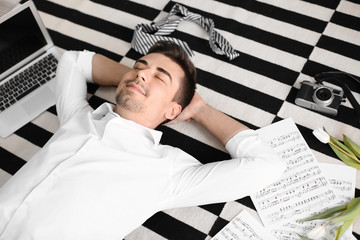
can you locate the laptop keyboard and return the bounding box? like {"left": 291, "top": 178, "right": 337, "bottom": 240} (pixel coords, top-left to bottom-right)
{"left": 0, "top": 54, "right": 58, "bottom": 112}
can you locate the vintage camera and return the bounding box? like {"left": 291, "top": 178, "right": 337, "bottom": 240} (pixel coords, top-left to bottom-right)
{"left": 295, "top": 81, "right": 345, "bottom": 115}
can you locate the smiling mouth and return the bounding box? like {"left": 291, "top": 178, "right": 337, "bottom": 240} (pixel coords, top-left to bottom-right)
{"left": 127, "top": 83, "right": 146, "bottom": 95}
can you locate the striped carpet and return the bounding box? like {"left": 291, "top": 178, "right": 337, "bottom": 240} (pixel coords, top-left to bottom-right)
{"left": 1, "top": 0, "right": 359, "bottom": 239}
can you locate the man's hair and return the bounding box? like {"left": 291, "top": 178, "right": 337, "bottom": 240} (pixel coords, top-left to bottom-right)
{"left": 147, "top": 41, "right": 197, "bottom": 110}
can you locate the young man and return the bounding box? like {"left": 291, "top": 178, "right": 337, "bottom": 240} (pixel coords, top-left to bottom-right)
{"left": 0, "top": 41, "right": 285, "bottom": 240}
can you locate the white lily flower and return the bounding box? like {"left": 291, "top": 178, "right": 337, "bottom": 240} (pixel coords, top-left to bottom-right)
{"left": 307, "top": 226, "right": 326, "bottom": 239}
{"left": 312, "top": 128, "right": 330, "bottom": 144}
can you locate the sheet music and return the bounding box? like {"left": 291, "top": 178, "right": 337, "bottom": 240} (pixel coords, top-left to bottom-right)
{"left": 211, "top": 210, "right": 277, "bottom": 240}
{"left": 314, "top": 163, "right": 356, "bottom": 240}
{"left": 248, "top": 118, "right": 357, "bottom": 240}
{"left": 320, "top": 163, "right": 356, "bottom": 206}
{"left": 251, "top": 118, "right": 337, "bottom": 228}
{"left": 271, "top": 163, "right": 356, "bottom": 240}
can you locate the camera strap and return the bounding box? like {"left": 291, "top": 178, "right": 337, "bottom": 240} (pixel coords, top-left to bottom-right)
{"left": 314, "top": 72, "right": 360, "bottom": 124}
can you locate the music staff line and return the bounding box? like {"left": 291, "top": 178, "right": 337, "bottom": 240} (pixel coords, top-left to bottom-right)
{"left": 268, "top": 131, "right": 301, "bottom": 149}
{"left": 285, "top": 154, "right": 315, "bottom": 172}
{"left": 280, "top": 143, "right": 308, "bottom": 160}
{"left": 258, "top": 177, "right": 328, "bottom": 210}
{"left": 255, "top": 166, "right": 322, "bottom": 199}
{"left": 265, "top": 190, "right": 336, "bottom": 224}
{"left": 214, "top": 217, "right": 265, "bottom": 240}
{"left": 329, "top": 179, "right": 353, "bottom": 192}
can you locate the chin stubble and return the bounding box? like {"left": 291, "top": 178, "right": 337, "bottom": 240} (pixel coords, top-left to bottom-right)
{"left": 115, "top": 82, "right": 145, "bottom": 113}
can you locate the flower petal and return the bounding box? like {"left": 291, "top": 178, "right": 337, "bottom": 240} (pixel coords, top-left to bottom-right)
{"left": 296, "top": 233, "right": 314, "bottom": 240}
{"left": 312, "top": 128, "right": 330, "bottom": 144}
{"left": 307, "top": 226, "right": 326, "bottom": 239}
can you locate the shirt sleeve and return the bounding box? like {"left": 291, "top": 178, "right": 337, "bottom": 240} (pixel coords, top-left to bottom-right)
{"left": 55, "top": 50, "right": 95, "bottom": 124}
{"left": 168, "top": 129, "right": 286, "bottom": 208}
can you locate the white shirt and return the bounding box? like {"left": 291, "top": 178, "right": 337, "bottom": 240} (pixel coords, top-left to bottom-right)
{"left": 0, "top": 51, "right": 285, "bottom": 240}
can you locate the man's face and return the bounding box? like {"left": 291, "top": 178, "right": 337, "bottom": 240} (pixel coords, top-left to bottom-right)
{"left": 115, "top": 53, "right": 184, "bottom": 128}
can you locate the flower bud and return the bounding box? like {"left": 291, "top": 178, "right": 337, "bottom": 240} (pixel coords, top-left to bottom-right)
{"left": 307, "top": 226, "right": 326, "bottom": 239}
{"left": 312, "top": 128, "right": 330, "bottom": 144}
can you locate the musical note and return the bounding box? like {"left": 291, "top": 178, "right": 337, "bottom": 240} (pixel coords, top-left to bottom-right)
{"left": 268, "top": 162, "right": 357, "bottom": 240}
{"left": 214, "top": 120, "right": 356, "bottom": 240}
{"left": 320, "top": 163, "right": 357, "bottom": 206}
{"left": 248, "top": 119, "right": 357, "bottom": 240}
{"left": 265, "top": 190, "right": 336, "bottom": 224}
{"left": 257, "top": 177, "right": 328, "bottom": 210}
{"left": 211, "top": 210, "right": 277, "bottom": 240}
{"left": 286, "top": 154, "right": 315, "bottom": 171}
{"left": 250, "top": 118, "right": 338, "bottom": 228}
{"left": 329, "top": 179, "right": 352, "bottom": 191}
{"left": 254, "top": 166, "right": 323, "bottom": 199}
{"left": 268, "top": 131, "right": 300, "bottom": 148}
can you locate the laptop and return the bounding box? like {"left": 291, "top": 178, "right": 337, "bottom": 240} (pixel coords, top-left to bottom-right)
{"left": 0, "top": 0, "right": 61, "bottom": 138}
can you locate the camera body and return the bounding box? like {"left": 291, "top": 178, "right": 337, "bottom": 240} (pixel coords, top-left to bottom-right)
{"left": 295, "top": 81, "right": 344, "bottom": 115}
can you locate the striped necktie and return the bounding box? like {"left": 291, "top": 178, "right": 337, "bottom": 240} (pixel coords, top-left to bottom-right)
{"left": 131, "top": 4, "right": 240, "bottom": 60}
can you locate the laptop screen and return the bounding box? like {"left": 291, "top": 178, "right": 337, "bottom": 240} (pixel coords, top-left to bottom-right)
{"left": 0, "top": 7, "right": 47, "bottom": 78}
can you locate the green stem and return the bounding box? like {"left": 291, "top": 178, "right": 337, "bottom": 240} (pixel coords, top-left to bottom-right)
{"left": 324, "top": 221, "right": 332, "bottom": 228}
{"left": 329, "top": 209, "right": 346, "bottom": 223}
{"left": 328, "top": 142, "right": 360, "bottom": 164}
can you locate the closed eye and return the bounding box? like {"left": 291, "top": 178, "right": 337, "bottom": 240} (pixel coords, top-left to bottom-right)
{"left": 156, "top": 67, "right": 172, "bottom": 84}
{"left": 134, "top": 59, "right": 147, "bottom": 68}
{"left": 134, "top": 58, "right": 172, "bottom": 85}
{"left": 133, "top": 64, "right": 143, "bottom": 70}
{"left": 133, "top": 60, "right": 147, "bottom": 70}
{"left": 156, "top": 76, "right": 165, "bottom": 82}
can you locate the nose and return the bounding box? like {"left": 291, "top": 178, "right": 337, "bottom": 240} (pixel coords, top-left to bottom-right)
{"left": 137, "top": 69, "right": 148, "bottom": 83}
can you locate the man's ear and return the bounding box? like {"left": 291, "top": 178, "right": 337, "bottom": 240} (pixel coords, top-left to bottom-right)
{"left": 165, "top": 102, "right": 182, "bottom": 120}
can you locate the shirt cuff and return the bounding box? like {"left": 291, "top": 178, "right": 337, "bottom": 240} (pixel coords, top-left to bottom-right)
{"left": 77, "top": 50, "right": 96, "bottom": 83}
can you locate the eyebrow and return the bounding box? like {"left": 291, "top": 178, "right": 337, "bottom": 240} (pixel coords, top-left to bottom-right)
{"left": 135, "top": 59, "right": 173, "bottom": 83}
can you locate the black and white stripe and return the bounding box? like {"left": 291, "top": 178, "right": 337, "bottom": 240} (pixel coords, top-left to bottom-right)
{"left": 132, "top": 23, "right": 194, "bottom": 58}
{"left": 2, "top": 0, "right": 360, "bottom": 239}
{"left": 131, "top": 3, "right": 240, "bottom": 60}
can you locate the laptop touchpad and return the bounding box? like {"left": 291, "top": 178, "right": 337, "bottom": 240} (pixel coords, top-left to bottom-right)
{"left": 21, "top": 86, "right": 55, "bottom": 118}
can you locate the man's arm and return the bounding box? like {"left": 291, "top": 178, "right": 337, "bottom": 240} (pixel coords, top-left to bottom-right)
{"left": 91, "top": 54, "right": 132, "bottom": 86}
{"left": 55, "top": 51, "right": 95, "bottom": 123}
{"left": 167, "top": 93, "right": 286, "bottom": 208}
{"left": 168, "top": 93, "right": 249, "bottom": 146}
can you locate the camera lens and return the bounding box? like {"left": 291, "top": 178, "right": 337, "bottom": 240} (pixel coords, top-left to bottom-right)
{"left": 313, "top": 87, "right": 334, "bottom": 106}
{"left": 316, "top": 88, "right": 332, "bottom": 100}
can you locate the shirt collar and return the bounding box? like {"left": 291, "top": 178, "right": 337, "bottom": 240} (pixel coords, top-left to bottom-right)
{"left": 92, "top": 103, "right": 163, "bottom": 145}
